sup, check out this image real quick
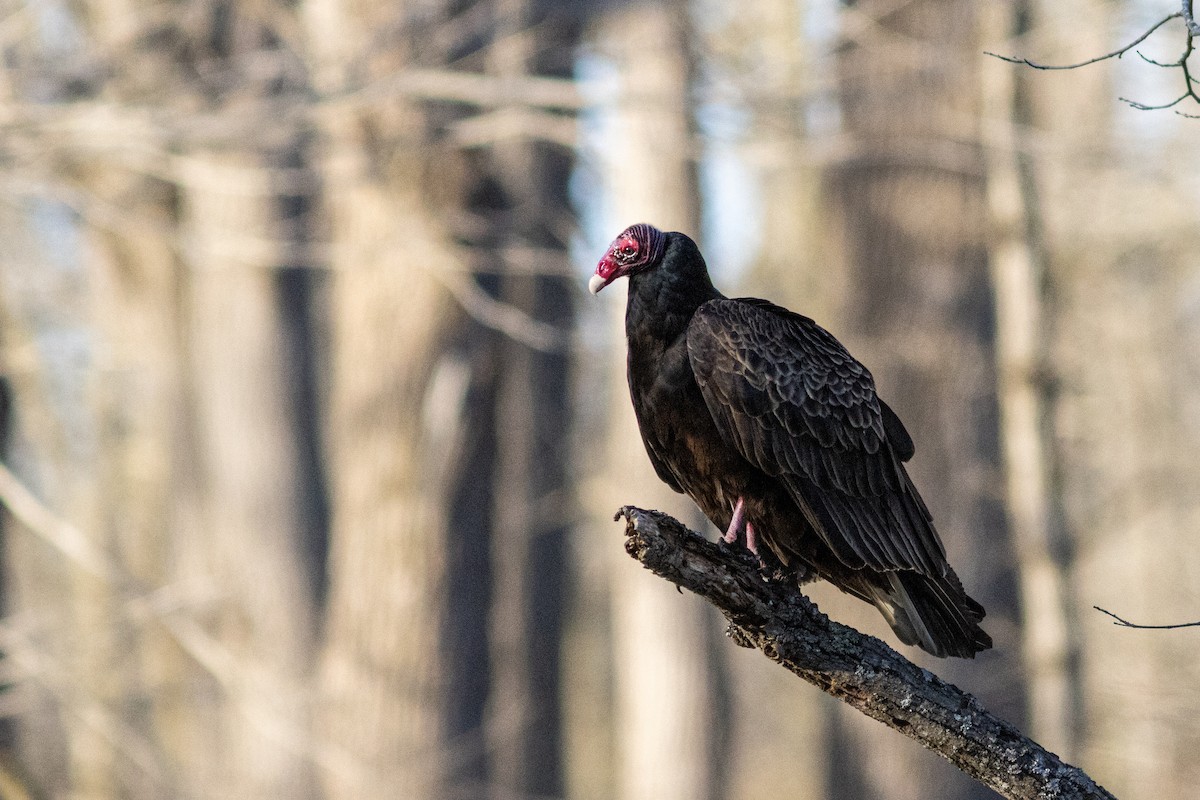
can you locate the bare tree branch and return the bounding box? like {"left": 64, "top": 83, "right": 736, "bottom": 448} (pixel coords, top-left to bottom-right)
{"left": 616, "top": 506, "right": 1116, "bottom": 800}
{"left": 985, "top": 13, "right": 1180, "bottom": 70}
{"left": 1185, "top": 0, "right": 1200, "bottom": 37}
{"left": 1121, "top": 29, "right": 1200, "bottom": 112}
{"left": 0, "top": 460, "right": 117, "bottom": 581}
{"left": 436, "top": 268, "right": 571, "bottom": 354}
{"left": 987, "top": 11, "right": 1200, "bottom": 115}
{"left": 1093, "top": 605, "right": 1200, "bottom": 630}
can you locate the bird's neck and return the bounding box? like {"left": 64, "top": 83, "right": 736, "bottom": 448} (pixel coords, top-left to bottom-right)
{"left": 625, "top": 261, "right": 722, "bottom": 350}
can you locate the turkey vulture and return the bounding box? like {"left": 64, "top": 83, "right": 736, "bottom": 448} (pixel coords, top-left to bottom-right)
{"left": 591, "top": 223, "right": 990, "bottom": 658}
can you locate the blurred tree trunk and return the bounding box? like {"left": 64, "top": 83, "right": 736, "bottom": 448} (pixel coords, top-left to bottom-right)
{"left": 827, "top": 2, "right": 1023, "bottom": 799}
{"left": 740, "top": 0, "right": 842, "bottom": 326}
{"left": 306, "top": 2, "right": 586, "bottom": 797}
{"left": 482, "top": 2, "right": 580, "bottom": 797}
{"left": 0, "top": 200, "right": 115, "bottom": 800}
{"left": 0, "top": 3, "right": 151, "bottom": 796}
{"left": 303, "top": 2, "right": 498, "bottom": 797}
{"left": 82, "top": 169, "right": 186, "bottom": 800}
{"left": 141, "top": 6, "right": 323, "bottom": 796}
{"left": 71, "top": 20, "right": 189, "bottom": 799}
{"left": 980, "top": 1, "right": 1080, "bottom": 760}
{"left": 175, "top": 145, "right": 318, "bottom": 799}
{"left": 591, "top": 3, "right": 728, "bottom": 799}
{"left": 1029, "top": 3, "right": 1200, "bottom": 798}
{"left": 314, "top": 179, "right": 463, "bottom": 797}
{"left": 0, "top": 2, "right": 341, "bottom": 797}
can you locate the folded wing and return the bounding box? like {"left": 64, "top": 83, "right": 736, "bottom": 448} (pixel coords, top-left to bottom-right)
{"left": 686, "top": 298, "right": 947, "bottom": 579}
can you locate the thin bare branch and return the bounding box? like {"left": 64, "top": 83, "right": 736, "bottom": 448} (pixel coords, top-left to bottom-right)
{"left": 1180, "top": 33, "right": 1200, "bottom": 103}
{"left": 1137, "top": 49, "right": 1187, "bottom": 67}
{"left": 985, "top": 13, "right": 1180, "bottom": 70}
{"left": 0, "top": 460, "right": 118, "bottom": 581}
{"left": 436, "top": 270, "right": 570, "bottom": 354}
{"left": 1119, "top": 92, "right": 1189, "bottom": 110}
{"left": 1126, "top": 30, "right": 1200, "bottom": 113}
{"left": 988, "top": 12, "right": 1200, "bottom": 115}
{"left": 1093, "top": 605, "right": 1200, "bottom": 630}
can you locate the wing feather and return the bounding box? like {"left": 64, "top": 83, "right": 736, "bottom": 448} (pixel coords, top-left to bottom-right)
{"left": 687, "top": 298, "right": 945, "bottom": 576}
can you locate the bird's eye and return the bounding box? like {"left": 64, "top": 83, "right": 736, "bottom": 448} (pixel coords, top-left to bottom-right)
{"left": 622, "top": 246, "right": 635, "bottom": 255}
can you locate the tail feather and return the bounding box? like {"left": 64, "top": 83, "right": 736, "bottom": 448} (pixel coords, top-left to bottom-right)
{"left": 871, "top": 571, "right": 991, "bottom": 659}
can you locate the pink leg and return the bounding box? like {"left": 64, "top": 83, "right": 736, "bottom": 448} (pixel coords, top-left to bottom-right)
{"left": 745, "top": 521, "right": 759, "bottom": 556}
{"left": 722, "top": 497, "right": 745, "bottom": 544}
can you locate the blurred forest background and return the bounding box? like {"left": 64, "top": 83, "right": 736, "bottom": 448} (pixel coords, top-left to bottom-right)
{"left": 0, "top": 0, "right": 1198, "bottom": 798}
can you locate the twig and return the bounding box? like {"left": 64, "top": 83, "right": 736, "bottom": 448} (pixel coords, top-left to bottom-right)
{"left": 616, "top": 506, "right": 1115, "bottom": 800}
{"left": 1118, "top": 92, "right": 1190, "bottom": 110}
{"left": 1120, "top": 30, "right": 1200, "bottom": 113}
{"left": 0, "top": 460, "right": 118, "bottom": 581}
{"left": 1093, "top": 605, "right": 1200, "bottom": 630}
{"left": 985, "top": 13, "right": 1180, "bottom": 70}
{"left": 987, "top": 11, "right": 1200, "bottom": 116}
{"left": 437, "top": 270, "right": 570, "bottom": 354}
{"left": 1136, "top": 49, "right": 1186, "bottom": 68}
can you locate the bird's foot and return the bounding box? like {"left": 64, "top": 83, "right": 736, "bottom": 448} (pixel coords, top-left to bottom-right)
{"left": 745, "top": 521, "right": 759, "bottom": 557}
{"left": 720, "top": 498, "right": 784, "bottom": 577}
{"left": 722, "top": 496, "right": 746, "bottom": 545}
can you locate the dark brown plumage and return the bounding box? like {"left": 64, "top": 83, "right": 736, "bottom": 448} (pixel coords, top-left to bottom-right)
{"left": 591, "top": 223, "right": 990, "bottom": 658}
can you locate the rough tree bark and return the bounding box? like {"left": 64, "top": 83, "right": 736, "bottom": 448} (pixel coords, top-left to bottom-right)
{"left": 614, "top": 506, "right": 1114, "bottom": 800}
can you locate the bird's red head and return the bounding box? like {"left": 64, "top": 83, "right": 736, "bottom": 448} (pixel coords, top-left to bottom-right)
{"left": 589, "top": 223, "right": 666, "bottom": 294}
